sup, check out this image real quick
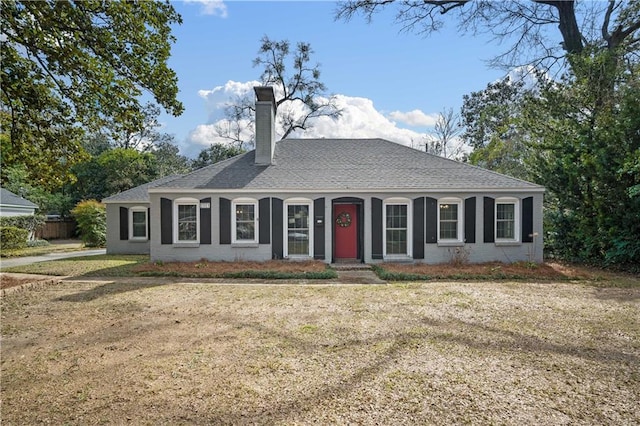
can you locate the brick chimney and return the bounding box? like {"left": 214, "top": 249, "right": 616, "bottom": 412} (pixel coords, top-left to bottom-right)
{"left": 254, "top": 86, "right": 276, "bottom": 166}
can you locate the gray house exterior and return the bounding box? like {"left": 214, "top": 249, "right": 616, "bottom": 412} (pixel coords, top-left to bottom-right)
{"left": 104, "top": 87, "right": 544, "bottom": 264}
{"left": 0, "top": 188, "right": 38, "bottom": 217}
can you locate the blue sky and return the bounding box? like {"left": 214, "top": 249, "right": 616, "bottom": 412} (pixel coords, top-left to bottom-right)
{"left": 161, "top": 1, "right": 514, "bottom": 157}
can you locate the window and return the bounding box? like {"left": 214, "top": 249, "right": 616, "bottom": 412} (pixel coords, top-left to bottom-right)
{"left": 383, "top": 199, "right": 411, "bottom": 256}
{"left": 129, "top": 207, "right": 147, "bottom": 240}
{"left": 285, "top": 200, "right": 312, "bottom": 257}
{"left": 174, "top": 198, "right": 199, "bottom": 243}
{"left": 232, "top": 199, "right": 258, "bottom": 243}
{"left": 438, "top": 198, "right": 463, "bottom": 243}
{"left": 496, "top": 198, "right": 519, "bottom": 242}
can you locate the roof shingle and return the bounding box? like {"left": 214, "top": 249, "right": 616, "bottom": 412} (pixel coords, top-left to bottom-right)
{"left": 154, "top": 139, "right": 543, "bottom": 192}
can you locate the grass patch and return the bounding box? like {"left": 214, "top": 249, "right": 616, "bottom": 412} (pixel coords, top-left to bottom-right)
{"left": 3, "top": 255, "right": 149, "bottom": 277}
{"left": 1, "top": 241, "right": 87, "bottom": 258}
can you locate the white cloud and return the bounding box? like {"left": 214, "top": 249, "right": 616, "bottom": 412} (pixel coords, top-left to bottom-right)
{"left": 185, "top": 0, "right": 228, "bottom": 17}
{"left": 184, "top": 80, "right": 433, "bottom": 156}
{"left": 388, "top": 109, "right": 438, "bottom": 127}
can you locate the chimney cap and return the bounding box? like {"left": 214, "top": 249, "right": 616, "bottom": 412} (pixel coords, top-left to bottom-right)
{"left": 254, "top": 86, "right": 276, "bottom": 111}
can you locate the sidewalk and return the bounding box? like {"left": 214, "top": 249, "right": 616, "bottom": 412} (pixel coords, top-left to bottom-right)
{"left": 0, "top": 247, "right": 106, "bottom": 270}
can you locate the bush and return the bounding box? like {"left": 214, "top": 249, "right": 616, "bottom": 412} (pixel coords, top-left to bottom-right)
{"left": 71, "top": 200, "right": 106, "bottom": 247}
{"left": 0, "top": 226, "right": 29, "bottom": 250}
{"left": 0, "top": 214, "right": 45, "bottom": 239}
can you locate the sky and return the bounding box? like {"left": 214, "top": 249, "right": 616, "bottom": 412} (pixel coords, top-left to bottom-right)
{"left": 160, "top": 1, "right": 516, "bottom": 158}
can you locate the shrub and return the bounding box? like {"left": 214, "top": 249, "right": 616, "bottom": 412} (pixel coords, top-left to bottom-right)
{"left": 71, "top": 200, "right": 106, "bottom": 247}
{"left": 0, "top": 226, "right": 29, "bottom": 250}
{"left": 0, "top": 214, "right": 45, "bottom": 239}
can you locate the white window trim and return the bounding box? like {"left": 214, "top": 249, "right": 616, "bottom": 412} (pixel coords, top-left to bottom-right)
{"left": 383, "top": 197, "right": 412, "bottom": 258}
{"left": 232, "top": 198, "right": 259, "bottom": 244}
{"left": 495, "top": 197, "right": 520, "bottom": 243}
{"left": 129, "top": 206, "right": 148, "bottom": 241}
{"left": 437, "top": 197, "right": 463, "bottom": 244}
{"left": 173, "top": 198, "right": 200, "bottom": 244}
{"left": 284, "top": 198, "right": 314, "bottom": 258}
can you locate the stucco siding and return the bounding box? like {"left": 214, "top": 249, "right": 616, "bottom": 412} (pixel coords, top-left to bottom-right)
{"left": 147, "top": 191, "right": 543, "bottom": 264}
{"left": 106, "top": 203, "right": 151, "bottom": 255}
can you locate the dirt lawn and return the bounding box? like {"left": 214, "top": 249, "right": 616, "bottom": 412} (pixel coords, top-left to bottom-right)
{"left": 2, "top": 278, "right": 639, "bottom": 425}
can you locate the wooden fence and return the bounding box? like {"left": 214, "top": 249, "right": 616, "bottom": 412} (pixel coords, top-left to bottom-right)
{"left": 36, "top": 219, "right": 77, "bottom": 240}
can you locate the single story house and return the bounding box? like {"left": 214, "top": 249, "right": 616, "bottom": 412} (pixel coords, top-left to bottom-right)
{"left": 104, "top": 87, "right": 544, "bottom": 264}
{"left": 0, "top": 188, "right": 38, "bottom": 217}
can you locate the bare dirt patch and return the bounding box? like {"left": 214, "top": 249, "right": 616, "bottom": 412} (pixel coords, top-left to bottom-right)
{"left": 2, "top": 279, "right": 638, "bottom": 425}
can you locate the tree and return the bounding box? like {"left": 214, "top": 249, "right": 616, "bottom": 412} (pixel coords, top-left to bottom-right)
{"left": 523, "top": 55, "right": 640, "bottom": 266}
{"left": 191, "top": 143, "right": 246, "bottom": 169}
{"left": 151, "top": 140, "right": 191, "bottom": 177}
{"left": 335, "top": 1, "right": 640, "bottom": 73}
{"left": 1, "top": 0, "right": 184, "bottom": 187}
{"left": 216, "top": 36, "right": 341, "bottom": 149}
{"left": 461, "top": 75, "right": 534, "bottom": 179}
{"left": 424, "top": 108, "right": 465, "bottom": 160}
{"left": 71, "top": 148, "right": 158, "bottom": 202}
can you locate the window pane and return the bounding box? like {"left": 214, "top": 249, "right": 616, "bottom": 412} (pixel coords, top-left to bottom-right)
{"left": 440, "top": 222, "right": 457, "bottom": 239}
{"left": 386, "top": 205, "right": 407, "bottom": 229}
{"left": 496, "top": 203, "right": 515, "bottom": 239}
{"left": 440, "top": 204, "right": 458, "bottom": 220}
{"left": 178, "top": 205, "right": 197, "bottom": 241}
{"left": 497, "top": 204, "right": 514, "bottom": 220}
{"left": 132, "top": 211, "right": 146, "bottom": 238}
{"left": 439, "top": 203, "right": 458, "bottom": 240}
{"left": 386, "top": 229, "right": 407, "bottom": 254}
{"left": 287, "top": 204, "right": 309, "bottom": 255}
{"left": 235, "top": 204, "right": 255, "bottom": 241}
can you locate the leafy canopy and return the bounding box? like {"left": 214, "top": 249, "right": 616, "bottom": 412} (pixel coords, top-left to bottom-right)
{"left": 1, "top": 0, "right": 184, "bottom": 188}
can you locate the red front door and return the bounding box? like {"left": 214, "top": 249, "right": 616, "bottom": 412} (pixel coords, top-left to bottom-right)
{"left": 334, "top": 204, "right": 358, "bottom": 259}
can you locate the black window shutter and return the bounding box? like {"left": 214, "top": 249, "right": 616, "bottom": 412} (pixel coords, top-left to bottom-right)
{"left": 314, "top": 198, "right": 325, "bottom": 260}
{"left": 371, "top": 197, "right": 383, "bottom": 259}
{"left": 413, "top": 197, "right": 425, "bottom": 259}
{"left": 484, "top": 197, "right": 495, "bottom": 243}
{"left": 219, "top": 198, "right": 231, "bottom": 245}
{"left": 425, "top": 197, "right": 437, "bottom": 244}
{"left": 160, "top": 198, "right": 172, "bottom": 244}
{"left": 119, "top": 207, "right": 128, "bottom": 240}
{"left": 200, "top": 197, "right": 212, "bottom": 245}
{"left": 259, "top": 197, "right": 271, "bottom": 244}
{"left": 522, "top": 196, "right": 534, "bottom": 242}
{"left": 464, "top": 197, "right": 476, "bottom": 243}
{"left": 271, "top": 198, "right": 283, "bottom": 259}
{"left": 147, "top": 208, "right": 151, "bottom": 238}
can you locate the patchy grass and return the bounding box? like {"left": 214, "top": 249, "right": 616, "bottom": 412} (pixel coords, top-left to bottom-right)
{"left": 3, "top": 255, "right": 149, "bottom": 277}
{"left": 1, "top": 281, "right": 638, "bottom": 424}
{"left": 134, "top": 259, "right": 338, "bottom": 280}
{"left": 0, "top": 240, "right": 86, "bottom": 258}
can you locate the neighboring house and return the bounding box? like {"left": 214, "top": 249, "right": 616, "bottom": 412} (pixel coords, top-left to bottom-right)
{"left": 104, "top": 87, "right": 544, "bottom": 264}
{"left": 0, "top": 188, "right": 38, "bottom": 217}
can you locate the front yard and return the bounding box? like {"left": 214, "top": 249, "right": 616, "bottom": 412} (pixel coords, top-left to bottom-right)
{"left": 1, "top": 277, "right": 638, "bottom": 424}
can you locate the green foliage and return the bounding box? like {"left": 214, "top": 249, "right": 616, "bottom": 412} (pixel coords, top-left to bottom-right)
{"left": 0, "top": 214, "right": 45, "bottom": 235}
{"left": 0, "top": 226, "right": 29, "bottom": 250}
{"left": 524, "top": 51, "right": 640, "bottom": 266}
{"left": 72, "top": 148, "right": 158, "bottom": 201}
{"left": 1, "top": 0, "right": 183, "bottom": 188}
{"left": 191, "top": 143, "right": 245, "bottom": 169}
{"left": 71, "top": 200, "right": 106, "bottom": 247}
{"left": 462, "top": 76, "right": 534, "bottom": 180}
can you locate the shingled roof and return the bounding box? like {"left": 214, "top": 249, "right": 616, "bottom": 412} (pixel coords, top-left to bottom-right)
{"left": 150, "top": 138, "right": 543, "bottom": 193}
{"left": 102, "top": 175, "right": 183, "bottom": 203}
{"left": 0, "top": 188, "right": 38, "bottom": 209}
